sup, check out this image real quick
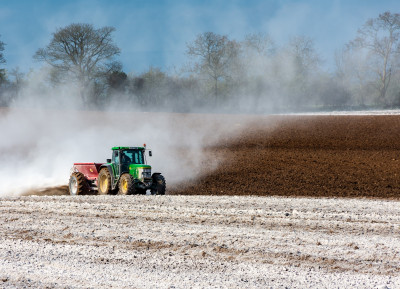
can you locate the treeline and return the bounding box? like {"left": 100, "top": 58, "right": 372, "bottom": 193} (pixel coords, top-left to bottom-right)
{"left": 1, "top": 11, "right": 400, "bottom": 113}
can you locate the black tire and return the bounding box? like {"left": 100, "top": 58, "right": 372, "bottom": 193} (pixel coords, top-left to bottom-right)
{"left": 69, "top": 172, "right": 89, "bottom": 195}
{"left": 98, "top": 168, "right": 112, "bottom": 195}
{"left": 136, "top": 189, "right": 147, "bottom": 195}
{"left": 118, "top": 173, "right": 135, "bottom": 195}
{"left": 151, "top": 174, "right": 166, "bottom": 195}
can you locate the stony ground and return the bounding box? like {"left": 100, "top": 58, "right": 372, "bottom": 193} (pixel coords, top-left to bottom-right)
{"left": 1, "top": 195, "right": 400, "bottom": 288}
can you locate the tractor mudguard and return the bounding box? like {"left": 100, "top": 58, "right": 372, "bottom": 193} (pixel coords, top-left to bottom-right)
{"left": 99, "top": 164, "right": 119, "bottom": 190}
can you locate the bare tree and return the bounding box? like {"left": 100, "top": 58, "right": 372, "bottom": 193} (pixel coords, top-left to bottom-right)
{"left": 134, "top": 67, "right": 168, "bottom": 107}
{"left": 187, "top": 32, "right": 240, "bottom": 100}
{"left": 239, "top": 33, "right": 275, "bottom": 79}
{"left": 233, "top": 33, "right": 275, "bottom": 110}
{"left": 9, "top": 67, "right": 25, "bottom": 101}
{"left": 0, "top": 35, "right": 6, "bottom": 84}
{"left": 336, "top": 47, "right": 374, "bottom": 106}
{"left": 287, "top": 35, "right": 321, "bottom": 76}
{"left": 285, "top": 36, "right": 321, "bottom": 107}
{"left": 348, "top": 11, "right": 400, "bottom": 104}
{"left": 0, "top": 35, "right": 5, "bottom": 65}
{"left": 243, "top": 33, "right": 274, "bottom": 56}
{"left": 34, "top": 23, "right": 120, "bottom": 106}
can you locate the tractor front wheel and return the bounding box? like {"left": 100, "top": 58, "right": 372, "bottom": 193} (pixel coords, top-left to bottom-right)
{"left": 98, "top": 168, "right": 112, "bottom": 195}
{"left": 151, "top": 174, "right": 166, "bottom": 195}
{"left": 136, "top": 189, "right": 146, "bottom": 195}
{"left": 69, "top": 172, "right": 89, "bottom": 195}
{"left": 118, "top": 173, "right": 135, "bottom": 195}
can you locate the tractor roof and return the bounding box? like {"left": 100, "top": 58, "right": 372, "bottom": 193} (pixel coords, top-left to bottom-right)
{"left": 112, "top": 146, "right": 145, "bottom": 150}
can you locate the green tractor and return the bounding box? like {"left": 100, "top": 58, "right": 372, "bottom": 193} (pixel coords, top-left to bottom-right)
{"left": 68, "top": 146, "right": 166, "bottom": 195}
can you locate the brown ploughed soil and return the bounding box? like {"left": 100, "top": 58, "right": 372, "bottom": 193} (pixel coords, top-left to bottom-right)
{"left": 171, "top": 115, "right": 400, "bottom": 198}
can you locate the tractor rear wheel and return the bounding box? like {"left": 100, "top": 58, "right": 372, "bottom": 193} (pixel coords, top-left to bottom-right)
{"left": 151, "top": 174, "right": 166, "bottom": 195}
{"left": 69, "top": 172, "right": 89, "bottom": 195}
{"left": 118, "top": 173, "right": 135, "bottom": 195}
{"left": 98, "top": 168, "right": 112, "bottom": 195}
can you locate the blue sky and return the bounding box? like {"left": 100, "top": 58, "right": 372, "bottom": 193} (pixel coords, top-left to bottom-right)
{"left": 0, "top": 0, "right": 399, "bottom": 75}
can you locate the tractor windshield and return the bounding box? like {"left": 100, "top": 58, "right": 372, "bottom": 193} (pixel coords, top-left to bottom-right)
{"left": 120, "top": 149, "right": 145, "bottom": 164}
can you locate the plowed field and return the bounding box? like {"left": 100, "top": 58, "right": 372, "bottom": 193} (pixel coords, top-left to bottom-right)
{"left": 173, "top": 115, "right": 400, "bottom": 198}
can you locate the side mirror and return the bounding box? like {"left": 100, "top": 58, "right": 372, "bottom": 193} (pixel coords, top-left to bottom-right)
{"left": 106, "top": 159, "right": 111, "bottom": 163}
{"left": 149, "top": 151, "right": 152, "bottom": 157}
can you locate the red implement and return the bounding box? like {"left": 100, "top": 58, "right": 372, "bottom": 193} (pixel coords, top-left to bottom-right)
{"left": 73, "top": 163, "right": 104, "bottom": 181}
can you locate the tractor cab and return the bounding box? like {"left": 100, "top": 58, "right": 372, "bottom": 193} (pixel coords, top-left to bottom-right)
{"left": 112, "top": 147, "right": 146, "bottom": 165}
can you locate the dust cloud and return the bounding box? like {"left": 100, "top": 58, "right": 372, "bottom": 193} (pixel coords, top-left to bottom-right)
{"left": 0, "top": 103, "right": 252, "bottom": 196}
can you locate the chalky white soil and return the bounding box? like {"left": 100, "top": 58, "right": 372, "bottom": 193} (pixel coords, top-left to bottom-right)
{"left": 0, "top": 195, "right": 399, "bottom": 288}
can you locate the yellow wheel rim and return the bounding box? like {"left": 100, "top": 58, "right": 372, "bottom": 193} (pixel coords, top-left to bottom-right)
{"left": 121, "top": 178, "right": 128, "bottom": 193}
{"left": 100, "top": 175, "right": 108, "bottom": 192}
